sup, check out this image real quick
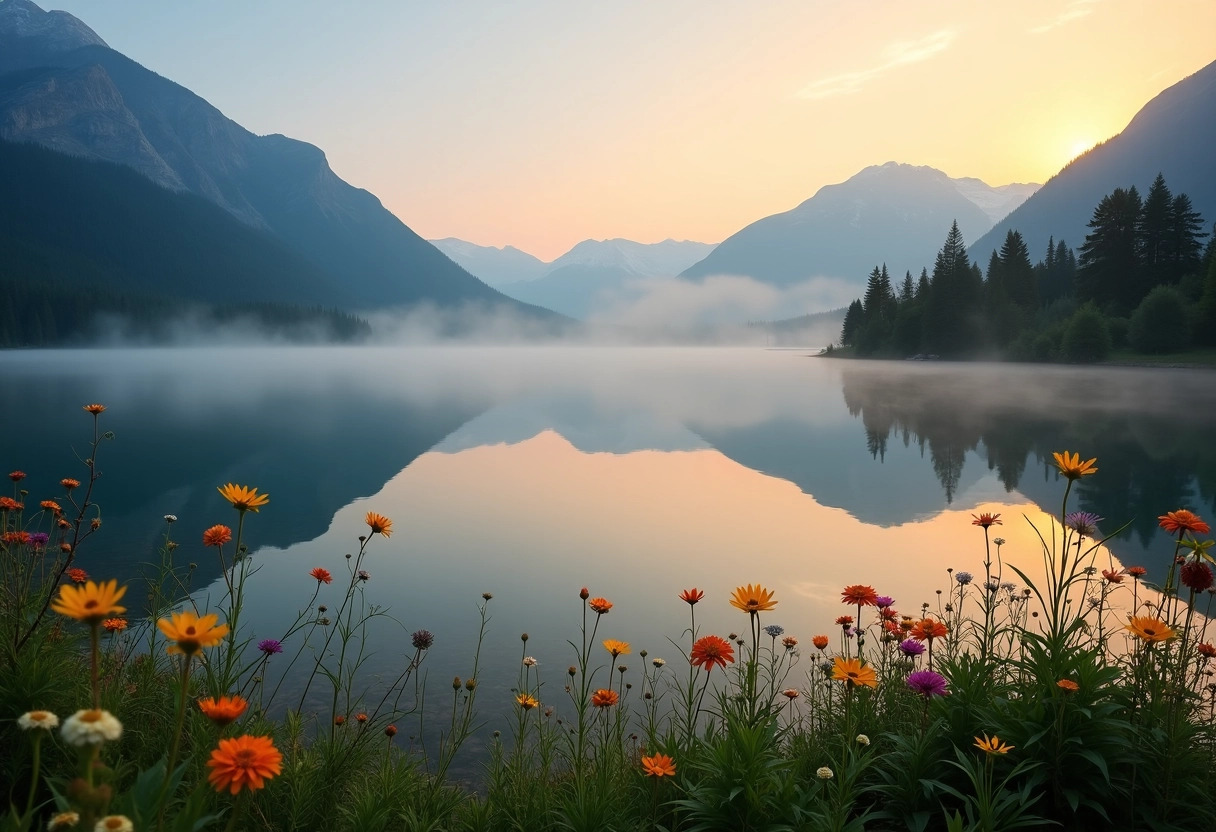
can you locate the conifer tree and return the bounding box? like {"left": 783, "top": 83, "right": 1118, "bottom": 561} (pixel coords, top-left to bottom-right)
{"left": 1078, "top": 186, "right": 1142, "bottom": 313}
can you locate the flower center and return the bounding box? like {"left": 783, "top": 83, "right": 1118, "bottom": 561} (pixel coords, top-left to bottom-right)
{"left": 185, "top": 626, "right": 196, "bottom": 635}
{"left": 84, "top": 600, "right": 99, "bottom": 609}
{"left": 234, "top": 749, "right": 256, "bottom": 766}
{"left": 81, "top": 710, "right": 102, "bottom": 723}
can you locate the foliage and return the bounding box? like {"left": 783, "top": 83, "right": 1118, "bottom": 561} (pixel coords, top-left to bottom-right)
{"left": 1129, "top": 286, "right": 1190, "bottom": 354}
{"left": 1061, "top": 302, "right": 1112, "bottom": 363}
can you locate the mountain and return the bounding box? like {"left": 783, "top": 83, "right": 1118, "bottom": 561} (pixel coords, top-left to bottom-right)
{"left": 430, "top": 238, "right": 548, "bottom": 288}
{"left": 970, "top": 60, "right": 1216, "bottom": 262}
{"left": 680, "top": 163, "right": 1038, "bottom": 287}
{"left": 503, "top": 238, "right": 716, "bottom": 319}
{"left": 0, "top": 0, "right": 550, "bottom": 318}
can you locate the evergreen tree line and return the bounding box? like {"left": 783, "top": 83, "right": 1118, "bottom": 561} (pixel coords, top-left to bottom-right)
{"left": 839, "top": 173, "right": 1214, "bottom": 361}
{"left": 0, "top": 276, "right": 370, "bottom": 347}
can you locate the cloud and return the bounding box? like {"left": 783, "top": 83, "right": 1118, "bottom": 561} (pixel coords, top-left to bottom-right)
{"left": 797, "top": 29, "right": 956, "bottom": 100}
{"left": 1029, "top": 0, "right": 1100, "bottom": 34}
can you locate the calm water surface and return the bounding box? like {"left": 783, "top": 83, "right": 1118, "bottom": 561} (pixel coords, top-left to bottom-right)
{"left": 3, "top": 347, "right": 1214, "bottom": 769}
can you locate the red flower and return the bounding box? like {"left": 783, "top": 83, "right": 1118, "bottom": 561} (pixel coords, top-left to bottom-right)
{"left": 1158, "top": 510, "right": 1210, "bottom": 536}
{"left": 1124, "top": 566, "right": 1147, "bottom": 578}
{"left": 310, "top": 567, "right": 333, "bottom": 584}
{"left": 971, "top": 512, "right": 1002, "bottom": 528}
{"left": 880, "top": 607, "right": 898, "bottom": 620}
{"left": 679, "top": 588, "right": 704, "bottom": 605}
{"left": 8, "top": 471, "right": 26, "bottom": 482}
{"left": 835, "top": 615, "right": 853, "bottom": 626}
{"left": 812, "top": 635, "right": 830, "bottom": 650}
{"left": 1196, "top": 642, "right": 1216, "bottom": 658}
{"left": 690, "top": 635, "right": 735, "bottom": 672}
{"left": 840, "top": 585, "right": 878, "bottom": 606}
{"left": 1101, "top": 569, "right": 1124, "bottom": 584}
{"left": 1181, "top": 561, "right": 1214, "bottom": 593}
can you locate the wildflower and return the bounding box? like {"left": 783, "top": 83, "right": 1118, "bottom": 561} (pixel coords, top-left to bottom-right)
{"left": 203, "top": 525, "right": 232, "bottom": 547}
{"left": 358, "top": 570, "right": 370, "bottom": 582}
{"left": 899, "top": 638, "right": 926, "bottom": 657}
{"left": 47, "top": 811, "right": 80, "bottom": 830}
{"left": 102, "top": 618, "right": 127, "bottom": 633}
{"left": 163, "top": 515, "right": 178, "bottom": 525}
{"left": 1065, "top": 511, "right": 1102, "bottom": 537}
{"left": 812, "top": 635, "right": 829, "bottom": 650}
{"left": 1057, "top": 679, "right": 1080, "bottom": 692}
{"left": 206, "top": 735, "right": 283, "bottom": 794}
{"left": 1197, "top": 643, "right": 1216, "bottom": 658}
{"left": 1181, "top": 561, "right": 1214, "bottom": 593}
{"left": 355, "top": 712, "right": 368, "bottom": 723}
{"left": 971, "top": 512, "right": 1002, "bottom": 527}
{"left": 8, "top": 470, "right": 26, "bottom": 481}
{"left": 83, "top": 404, "right": 106, "bottom": 414}
{"left": 412, "top": 629, "right": 434, "bottom": 650}
{"left": 993, "top": 537, "right": 1005, "bottom": 546}
{"left": 1158, "top": 509, "right": 1210, "bottom": 536}
{"left": 679, "top": 587, "right": 704, "bottom": 605}
{"left": 832, "top": 656, "right": 878, "bottom": 688}
{"left": 856, "top": 734, "right": 870, "bottom": 745}
{"left": 258, "top": 639, "right": 283, "bottom": 655}
{"left": 955, "top": 571, "right": 974, "bottom": 585}
{"left": 198, "top": 695, "right": 249, "bottom": 727}
{"left": 156, "top": 610, "right": 229, "bottom": 655}
{"left": 910, "top": 618, "right": 949, "bottom": 642}
{"left": 984, "top": 580, "right": 999, "bottom": 593}
{"left": 875, "top": 595, "right": 895, "bottom": 607}
{"left": 764, "top": 624, "right": 785, "bottom": 638}
{"left": 51, "top": 580, "right": 126, "bottom": 625}
{"left": 28, "top": 532, "right": 49, "bottom": 547}
{"left": 40, "top": 500, "right": 62, "bottom": 513}
{"left": 66, "top": 568, "right": 89, "bottom": 583}
{"left": 782, "top": 635, "right": 798, "bottom": 649}
{"left": 1124, "top": 566, "right": 1147, "bottom": 578}
{"left": 385, "top": 725, "right": 397, "bottom": 737}
{"left": 364, "top": 511, "right": 393, "bottom": 537}
{"left": 2, "top": 530, "right": 31, "bottom": 545}
{"left": 973, "top": 734, "right": 1014, "bottom": 754}
{"left": 18, "top": 710, "right": 58, "bottom": 730}
{"left": 482, "top": 592, "right": 493, "bottom": 600}
{"left": 840, "top": 584, "right": 878, "bottom": 606}
{"left": 216, "top": 483, "right": 270, "bottom": 513}
{"left": 906, "top": 669, "right": 949, "bottom": 697}
{"left": 999, "top": 582, "right": 1016, "bottom": 593}
{"left": 94, "top": 817, "right": 134, "bottom": 832}
{"left": 596, "top": 640, "right": 627, "bottom": 660}
{"left": 1125, "top": 616, "right": 1176, "bottom": 643}
{"left": 61, "top": 709, "right": 122, "bottom": 746}
{"left": 588, "top": 597, "right": 613, "bottom": 614}
{"left": 781, "top": 688, "right": 800, "bottom": 699}
{"left": 579, "top": 587, "right": 590, "bottom": 600}
{"left": 730, "top": 584, "right": 777, "bottom": 613}
{"left": 591, "top": 689, "right": 619, "bottom": 708}
{"left": 334, "top": 715, "right": 346, "bottom": 725}
{"left": 0, "top": 496, "right": 20, "bottom": 511}
{"left": 60, "top": 478, "right": 81, "bottom": 491}
{"left": 835, "top": 615, "right": 853, "bottom": 626}
{"left": 640, "top": 752, "right": 676, "bottom": 777}
{"left": 816, "top": 767, "right": 834, "bottom": 779}
{"left": 690, "top": 635, "right": 735, "bottom": 672}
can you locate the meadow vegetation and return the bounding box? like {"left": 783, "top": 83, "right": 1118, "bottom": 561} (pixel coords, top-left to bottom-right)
{"left": 3, "top": 409, "right": 1216, "bottom": 831}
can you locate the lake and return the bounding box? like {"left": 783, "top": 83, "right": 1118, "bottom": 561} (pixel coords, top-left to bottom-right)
{"left": 3, "top": 347, "right": 1214, "bottom": 770}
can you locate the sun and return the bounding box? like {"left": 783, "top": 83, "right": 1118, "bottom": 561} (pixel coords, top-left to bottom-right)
{"left": 1069, "top": 138, "right": 1095, "bottom": 160}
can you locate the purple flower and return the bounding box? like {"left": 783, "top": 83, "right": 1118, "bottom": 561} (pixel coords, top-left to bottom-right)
{"left": 955, "top": 571, "right": 974, "bottom": 585}
{"left": 906, "top": 669, "right": 949, "bottom": 698}
{"left": 258, "top": 639, "right": 283, "bottom": 655}
{"left": 898, "top": 638, "right": 926, "bottom": 657}
{"left": 28, "top": 532, "right": 49, "bottom": 546}
{"left": 843, "top": 625, "right": 856, "bottom": 639}
{"left": 875, "top": 596, "right": 895, "bottom": 608}
{"left": 1064, "top": 511, "right": 1102, "bottom": 538}
{"left": 412, "top": 629, "right": 434, "bottom": 650}
{"left": 764, "top": 624, "right": 785, "bottom": 638}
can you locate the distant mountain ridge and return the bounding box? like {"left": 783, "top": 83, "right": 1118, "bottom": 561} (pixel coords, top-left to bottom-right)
{"left": 970, "top": 59, "right": 1216, "bottom": 261}
{"left": 681, "top": 163, "right": 1038, "bottom": 287}
{"left": 0, "top": 0, "right": 552, "bottom": 319}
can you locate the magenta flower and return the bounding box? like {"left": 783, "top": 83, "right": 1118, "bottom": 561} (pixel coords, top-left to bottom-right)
{"left": 875, "top": 596, "right": 895, "bottom": 608}
{"left": 258, "top": 639, "right": 283, "bottom": 655}
{"left": 906, "top": 669, "right": 949, "bottom": 698}
{"left": 412, "top": 629, "right": 434, "bottom": 650}
{"left": 898, "top": 639, "right": 926, "bottom": 657}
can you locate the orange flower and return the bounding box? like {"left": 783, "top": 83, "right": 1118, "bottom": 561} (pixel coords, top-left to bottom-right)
{"left": 334, "top": 715, "right": 346, "bottom": 725}
{"left": 1056, "top": 679, "right": 1079, "bottom": 692}
{"left": 588, "top": 597, "right": 613, "bottom": 614}
{"left": 51, "top": 579, "right": 127, "bottom": 625}
{"left": 355, "top": 713, "right": 368, "bottom": 723}
{"left": 1052, "top": 451, "right": 1097, "bottom": 480}
{"left": 1158, "top": 510, "right": 1210, "bottom": 536}
{"left": 679, "top": 588, "right": 704, "bottom": 605}
{"left": 2, "top": 531, "right": 30, "bottom": 544}
{"left": 641, "top": 753, "right": 676, "bottom": 777}
{"left": 835, "top": 615, "right": 853, "bottom": 626}
{"left": 690, "top": 635, "right": 735, "bottom": 672}
{"left": 157, "top": 611, "right": 229, "bottom": 655}
{"left": 971, "top": 512, "right": 1002, "bottom": 527}
{"left": 730, "top": 584, "right": 777, "bottom": 613}
{"left": 310, "top": 567, "right": 333, "bottom": 584}
{"left": 365, "top": 511, "right": 393, "bottom": 537}
{"left": 66, "top": 568, "right": 89, "bottom": 584}
{"left": 910, "top": 618, "right": 949, "bottom": 641}
{"left": 840, "top": 585, "right": 878, "bottom": 606}
{"left": 0, "top": 496, "right": 21, "bottom": 511}
{"left": 8, "top": 470, "right": 25, "bottom": 481}
{"left": 198, "top": 695, "right": 249, "bottom": 727}
{"left": 40, "top": 500, "right": 62, "bottom": 513}
{"left": 203, "top": 525, "right": 233, "bottom": 547}
{"left": 61, "top": 478, "right": 80, "bottom": 490}
{"left": 83, "top": 404, "right": 106, "bottom": 414}
{"left": 516, "top": 693, "right": 539, "bottom": 710}
{"left": 591, "top": 689, "right": 619, "bottom": 708}
{"left": 1124, "top": 566, "right": 1147, "bottom": 578}
{"left": 206, "top": 735, "right": 282, "bottom": 794}
{"left": 603, "top": 639, "right": 631, "bottom": 658}
{"left": 812, "top": 635, "right": 830, "bottom": 650}
{"left": 781, "top": 635, "right": 798, "bottom": 649}
{"left": 102, "top": 618, "right": 127, "bottom": 633}
{"left": 1197, "top": 642, "right": 1216, "bottom": 658}
{"left": 831, "top": 656, "right": 878, "bottom": 688}
{"left": 1101, "top": 569, "right": 1124, "bottom": 583}
{"left": 1125, "top": 616, "right": 1175, "bottom": 643}
{"left": 217, "top": 483, "right": 270, "bottom": 513}
{"left": 973, "top": 734, "right": 1014, "bottom": 754}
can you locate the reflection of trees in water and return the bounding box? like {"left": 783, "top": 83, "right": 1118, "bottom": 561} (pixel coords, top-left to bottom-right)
{"left": 841, "top": 367, "right": 1216, "bottom": 544}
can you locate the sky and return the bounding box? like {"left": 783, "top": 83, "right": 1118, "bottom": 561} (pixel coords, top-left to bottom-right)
{"left": 45, "top": 0, "right": 1216, "bottom": 261}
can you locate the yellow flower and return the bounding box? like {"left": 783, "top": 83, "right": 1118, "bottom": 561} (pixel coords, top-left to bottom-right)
{"left": 1052, "top": 451, "right": 1097, "bottom": 480}
{"left": 1124, "top": 616, "right": 1176, "bottom": 643}
{"left": 157, "top": 610, "right": 229, "bottom": 656}
{"left": 602, "top": 639, "right": 631, "bottom": 658}
{"left": 50, "top": 580, "right": 127, "bottom": 625}
{"left": 365, "top": 511, "right": 393, "bottom": 537}
{"left": 729, "top": 584, "right": 777, "bottom": 613}
{"left": 831, "top": 656, "right": 878, "bottom": 688}
{"left": 516, "top": 693, "right": 539, "bottom": 710}
{"left": 217, "top": 483, "right": 270, "bottom": 512}
{"left": 973, "top": 734, "right": 1014, "bottom": 754}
